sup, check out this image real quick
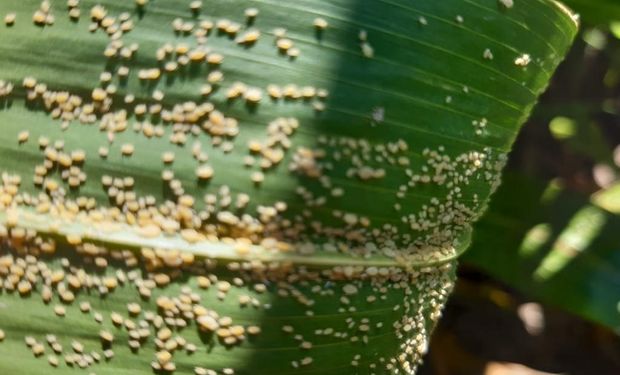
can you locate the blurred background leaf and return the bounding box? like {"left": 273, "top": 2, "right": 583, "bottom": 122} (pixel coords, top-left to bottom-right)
{"left": 461, "top": 0, "right": 620, "bottom": 341}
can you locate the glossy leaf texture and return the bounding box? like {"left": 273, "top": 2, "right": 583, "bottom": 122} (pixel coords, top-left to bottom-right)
{"left": 0, "top": 1, "right": 576, "bottom": 374}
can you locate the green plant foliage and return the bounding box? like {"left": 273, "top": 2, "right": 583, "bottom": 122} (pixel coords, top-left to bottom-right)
{"left": 464, "top": 173, "right": 620, "bottom": 330}
{"left": 0, "top": 0, "right": 576, "bottom": 374}
{"left": 563, "top": 0, "right": 620, "bottom": 24}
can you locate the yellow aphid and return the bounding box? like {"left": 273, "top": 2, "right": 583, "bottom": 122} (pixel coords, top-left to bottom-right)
{"left": 90, "top": 5, "right": 107, "bottom": 21}
{"left": 127, "top": 302, "right": 141, "bottom": 316}
{"left": 273, "top": 27, "right": 287, "bottom": 38}
{"left": 190, "top": 1, "right": 202, "bottom": 11}
{"left": 98, "top": 146, "right": 109, "bottom": 158}
{"left": 92, "top": 88, "right": 107, "bottom": 101}
{"left": 161, "top": 151, "right": 175, "bottom": 164}
{"left": 66, "top": 234, "right": 82, "bottom": 245}
{"left": 71, "top": 149, "right": 86, "bottom": 163}
{"left": 32, "top": 11, "right": 46, "bottom": 25}
{"left": 54, "top": 305, "right": 66, "bottom": 317}
{"left": 207, "top": 53, "right": 224, "bottom": 65}
{"left": 245, "top": 7, "right": 259, "bottom": 19}
{"left": 313, "top": 17, "right": 328, "bottom": 29}
{"left": 121, "top": 143, "right": 135, "bottom": 156}
{"left": 196, "top": 165, "right": 214, "bottom": 180}
{"left": 287, "top": 47, "right": 301, "bottom": 58}
{"left": 100, "top": 330, "right": 114, "bottom": 343}
{"left": 207, "top": 71, "right": 223, "bottom": 84}
{"left": 189, "top": 49, "right": 207, "bottom": 62}
{"left": 267, "top": 84, "right": 282, "bottom": 99}
{"left": 4, "top": 13, "right": 16, "bottom": 26}
{"left": 139, "top": 68, "right": 161, "bottom": 80}
{"left": 236, "top": 30, "right": 260, "bottom": 44}
{"left": 499, "top": 0, "right": 514, "bottom": 9}
{"left": 244, "top": 88, "right": 262, "bottom": 103}
{"left": 68, "top": 8, "right": 80, "bottom": 20}
{"left": 276, "top": 38, "right": 293, "bottom": 51}
{"left": 17, "top": 131, "right": 29, "bottom": 144}
{"left": 251, "top": 171, "right": 264, "bottom": 184}
{"left": 225, "top": 23, "right": 240, "bottom": 35}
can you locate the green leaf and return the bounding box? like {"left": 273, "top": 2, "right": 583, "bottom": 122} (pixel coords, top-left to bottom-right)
{"left": 464, "top": 173, "right": 620, "bottom": 331}
{"left": 0, "top": 0, "right": 576, "bottom": 374}
{"left": 562, "top": 0, "right": 620, "bottom": 24}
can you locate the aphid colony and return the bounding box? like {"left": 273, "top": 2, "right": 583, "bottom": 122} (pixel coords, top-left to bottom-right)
{"left": 3, "top": 0, "right": 510, "bottom": 264}
{"left": 0, "top": 0, "right": 527, "bottom": 374}
{"left": 0, "top": 225, "right": 456, "bottom": 374}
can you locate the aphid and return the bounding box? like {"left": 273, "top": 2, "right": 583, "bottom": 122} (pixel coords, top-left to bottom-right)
{"left": 273, "top": 27, "right": 287, "bottom": 38}
{"left": 47, "top": 355, "right": 59, "bottom": 367}
{"left": 71, "top": 340, "right": 84, "bottom": 353}
{"left": 313, "top": 17, "right": 328, "bottom": 29}
{"left": 343, "top": 283, "right": 358, "bottom": 295}
{"left": 483, "top": 48, "right": 494, "bottom": 60}
{"left": 127, "top": 302, "right": 141, "bottom": 316}
{"left": 156, "top": 350, "right": 172, "bottom": 364}
{"left": 33, "top": 11, "right": 46, "bottom": 25}
{"left": 17, "top": 131, "right": 29, "bottom": 144}
{"left": 152, "top": 90, "right": 165, "bottom": 101}
{"left": 98, "top": 146, "right": 109, "bottom": 158}
{"left": 118, "top": 66, "right": 130, "bottom": 77}
{"left": 186, "top": 343, "right": 197, "bottom": 354}
{"left": 23, "top": 77, "right": 37, "bottom": 88}
{"left": 100, "top": 330, "right": 114, "bottom": 344}
{"left": 225, "top": 22, "right": 240, "bottom": 35}
{"left": 287, "top": 47, "right": 301, "bottom": 58}
{"left": 196, "top": 165, "right": 214, "bottom": 180}
{"left": 514, "top": 53, "right": 531, "bottom": 66}
{"left": 4, "top": 13, "right": 16, "bottom": 26}
{"left": 111, "top": 312, "right": 124, "bottom": 326}
{"left": 103, "top": 349, "right": 114, "bottom": 360}
{"left": 200, "top": 84, "right": 213, "bottom": 96}
{"left": 161, "top": 151, "right": 175, "bottom": 164}
{"left": 157, "top": 327, "right": 172, "bottom": 341}
{"left": 301, "top": 357, "right": 313, "bottom": 366}
{"left": 54, "top": 305, "right": 66, "bottom": 317}
{"left": 276, "top": 38, "right": 293, "bottom": 51}
{"left": 69, "top": 8, "right": 80, "bottom": 20}
{"left": 236, "top": 29, "right": 260, "bottom": 45}
{"left": 267, "top": 84, "right": 282, "bottom": 99}
{"left": 79, "top": 301, "right": 91, "bottom": 313}
{"left": 499, "top": 0, "right": 514, "bottom": 9}
{"left": 121, "top": 143, "right": 135, "bottom": 156}
{"left": 251, "top": 171, "right": 264, "bottom": 184}
{"left": 207, "top": 53, "right": 224, "bottom": 65}
{"left": 361, "top": 42, "right": 374, "bottom": 58}
{"left": 245, "top": 8, "right": 259, "bottom": 20}
{"left": 189, "top": 1, "right": 202, "bottom": 12}
{"left": 94, "top": 312, "right": 103, "bottom": 323}
{"left": 244, "top": 88, "right": 262, "bottom": 104}
{"left": 71, "top": 149, "right": 86, "bottom": 163}
{"left": 92, "top": 88, "right": 107, "bottom": 101}
{"left": 32, "top": 343, "right": 45, "bottom": 356}
{"left": 247, "top": 326, "right": 261, "bottom": 335}
{"left": 207, "top": 71, "right": 224, "bottom": 84}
